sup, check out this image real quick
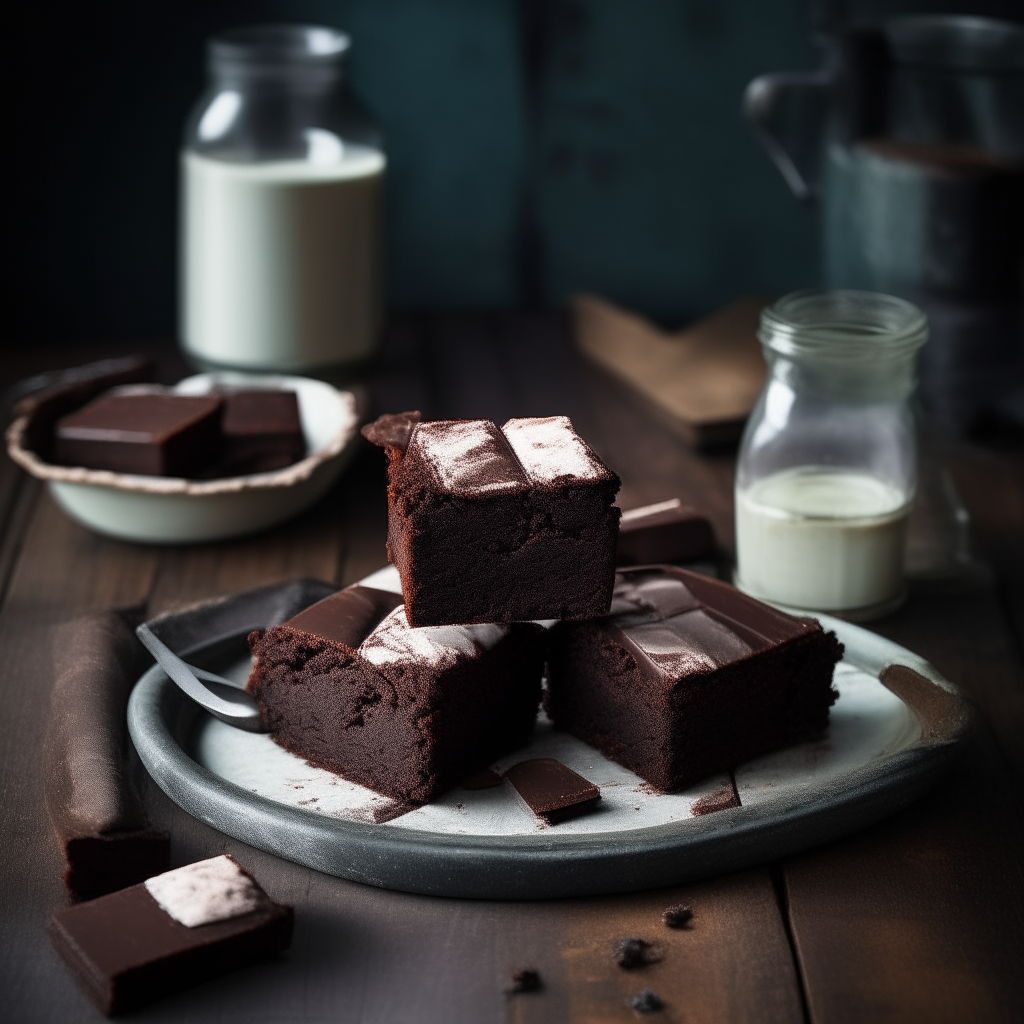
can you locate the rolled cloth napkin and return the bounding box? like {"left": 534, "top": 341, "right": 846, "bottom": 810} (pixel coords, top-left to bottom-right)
{"left": 44, "top": 609, "right": 170, "bottom": 899}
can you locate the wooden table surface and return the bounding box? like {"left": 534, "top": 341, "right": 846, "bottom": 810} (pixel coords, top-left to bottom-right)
{"left": 2, "top": 315, "right": 1023, "bottom": 1024}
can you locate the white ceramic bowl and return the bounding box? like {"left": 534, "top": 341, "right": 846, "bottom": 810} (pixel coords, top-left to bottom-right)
{"left": 6, "top": 372, "right": 360, "bottom": 544}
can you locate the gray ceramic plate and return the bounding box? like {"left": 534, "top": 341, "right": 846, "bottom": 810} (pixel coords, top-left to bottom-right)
{"left": 128, "top": 570, "right": 972, "bottom": 899}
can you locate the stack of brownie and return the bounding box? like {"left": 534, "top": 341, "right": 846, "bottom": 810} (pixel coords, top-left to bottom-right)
{"left": 245, "top": 410, "right": 843, "bottom": 809}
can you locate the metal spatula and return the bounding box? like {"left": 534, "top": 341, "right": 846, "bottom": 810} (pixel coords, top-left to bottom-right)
{"left": 136, "top": 623, "right": 267, "bottom": 733}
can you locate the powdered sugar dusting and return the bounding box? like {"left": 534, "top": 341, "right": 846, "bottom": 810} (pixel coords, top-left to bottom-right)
{"left": 359, "top": 606, "right": 508, "bottom": 668}
{"left": 502, "top": 416, "right": 607, "bottom": 484}
{"left": 412, "top": 420, "right": 528, "bottom": 495}
{"left": 144, "top": 855, "right": 270, "bottom": 928}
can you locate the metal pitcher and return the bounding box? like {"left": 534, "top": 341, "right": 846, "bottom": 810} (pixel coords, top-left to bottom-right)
{"left": 745, "top": 15, "right": 1024, "bottom": 429}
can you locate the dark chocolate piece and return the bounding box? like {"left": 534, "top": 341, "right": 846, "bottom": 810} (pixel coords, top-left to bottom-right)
{"left": 617, "top": 498, "right": 715, "bottom": 565}
{"left": 49, "top": 857, "right": 292, "bottom": 1015}
{"left": 662, "top": 904, "right": 693, "bottom": 929}
{"left": 547, "top": 566, "right": 844, "bottom": 793}
{"left": 691, "top": 781, "right": 741, "bottom": 816}
{"left": 461, "top": 769, "right": 504, "bottom": 790}
{"left": 365, "top": 413, "right": 621, "bottom": 625}
{"left": 507, "top": 969, "right": 542, "bottom": 994}
{"left": 44, "top": 610, "right": 170, "bottom": 899}
{"left": 219, "top": 389, "right": 306, "bottom": 474}
{"left": 11, "top": 355, "right": 156, "bottom": 463}
{"left": 248, "top": 584, "right": 547, "bottom": 804}
{"left": 503, "top": 758, "right": 601, "bottom": 824}
{"left": 55, "top": 393, "right": 224, "bottom": 477}
{"left": 613, "top": 938, "right": 659, "bottom": 970}
{"left": 630, "top": 990, "right": 666, "bottom": 1013}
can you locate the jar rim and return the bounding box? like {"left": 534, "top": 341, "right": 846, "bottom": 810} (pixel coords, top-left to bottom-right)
{"left": 758, "top": 289, "right": 928, "bottom": 361}
{"left": 209, "top": 24, "right": 350, "bottom": 72}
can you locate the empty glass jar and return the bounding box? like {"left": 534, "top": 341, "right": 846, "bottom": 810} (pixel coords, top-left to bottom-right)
{"left": 734, "top": 290, "right": 928, "bottom": 619}
{"left": 181, "top": 24, "right": 384, "bottom": 374}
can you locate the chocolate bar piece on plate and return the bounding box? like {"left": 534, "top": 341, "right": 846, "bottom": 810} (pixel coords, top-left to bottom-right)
{"left": 616, "top": 498, "right": 715, "bottom": 565}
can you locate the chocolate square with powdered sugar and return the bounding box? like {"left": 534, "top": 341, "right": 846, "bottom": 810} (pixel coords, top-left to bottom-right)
{"left": 362, "top": 412, "right": 621, "bottom": 626}
{"left": 49, "top": 855, "right": 292, "bottom": 1015}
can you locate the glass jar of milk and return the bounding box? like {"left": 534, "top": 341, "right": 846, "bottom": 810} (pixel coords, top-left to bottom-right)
{"left": 182, "top": 25, "right": 384, "bottom": 374}
{"left": 735, "top": 290, "right": 928, "bottom": 620}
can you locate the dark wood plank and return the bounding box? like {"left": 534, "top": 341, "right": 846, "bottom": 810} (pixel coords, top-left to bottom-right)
{"left": 145, "top": 481, "right": 346, "bottom": 618}
{"left": 0, "top": 491, "right": 161, "bottom": 1024}
{"left": 784, "top": 728, "right": 1024, "bottom": 1024}
{"left": 782, "top": 580, "right": 1024, "bottom": 1024}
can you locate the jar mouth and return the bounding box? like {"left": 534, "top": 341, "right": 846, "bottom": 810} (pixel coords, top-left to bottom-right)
{"left": 210, "top": 24, "right": 350, "bottom": 73}
{"left": 759, "top": 289, "right": 928, "bottom": 362}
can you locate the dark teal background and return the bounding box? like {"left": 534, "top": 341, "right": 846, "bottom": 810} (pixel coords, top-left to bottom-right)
{"left": 8, "top": 0, "right": 1022, "bottom": 344}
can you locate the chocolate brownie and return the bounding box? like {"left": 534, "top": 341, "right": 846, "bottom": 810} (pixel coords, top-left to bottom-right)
{"left": 546, "top": 566, "right": 843, "bottom": 792}
{"left": 54, "top": 392, "right": 224, "bottom": 477}
{"left": 362, "top": 411, "right": 621, "bottom": 626}
{"left": 247, "top": 583, "right": 547, "bottom": 804}
{"left": 219, "top": 389, "right": 306, "bottom": 474}
{"left": 49, "top": 855, "right": 292, "bottom": 1015}
{"left": 617, "top": 498, "right": 715, "bottom": 565}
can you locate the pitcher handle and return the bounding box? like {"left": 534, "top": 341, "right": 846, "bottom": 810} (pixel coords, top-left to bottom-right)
{"left": 743, "top": 70, "right": 831, "bottom": 201}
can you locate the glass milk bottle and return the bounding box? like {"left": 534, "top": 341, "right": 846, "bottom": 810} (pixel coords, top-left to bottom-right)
{"left": 181, "top": 25, "right": 384, "bottom": 374}
{"left": 735, "top": 290, "right": 927, "bottom": 620}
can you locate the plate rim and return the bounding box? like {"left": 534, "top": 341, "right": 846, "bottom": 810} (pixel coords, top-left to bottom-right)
{"left": 128, "top": 583, "right": 974, "bottom": 899}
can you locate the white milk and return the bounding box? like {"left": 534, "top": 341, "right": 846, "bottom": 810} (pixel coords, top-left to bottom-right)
{"left": 182, "top": 146, "right": 385, "bottom": 372}
{"left": 735, "top": 467, "right": 909, "bottom": 612}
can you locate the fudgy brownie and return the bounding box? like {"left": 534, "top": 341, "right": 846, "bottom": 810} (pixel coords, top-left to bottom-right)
{"left": 54, "top": 392, "right": 224, "bottom": 477}
{"left": 247, "top": 583, "right": 547, "bottom": 804}
{"left": 362, "top": 411, "right": 621, "bottom": 626}
{"left": 49, "top": 855, "right": 292, "bottom": 1015}
{"left": 546, "top": 565, "right": 843, "bottom": 792}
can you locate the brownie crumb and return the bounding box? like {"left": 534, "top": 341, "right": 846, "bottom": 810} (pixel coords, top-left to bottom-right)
{"left": 662, "top": 903, "right": 693, "bottom": 929}
{"left": 691, "top": 783, "right": 740, "bottom": 816}
{"left": 630, "top": 990, "right": 665, "bottom": 1013}
{"left": 613, "top": 937, "right": 659, "bottom": 970}
{"left": 507, "top": 969, "right": 542, "bottom": 995}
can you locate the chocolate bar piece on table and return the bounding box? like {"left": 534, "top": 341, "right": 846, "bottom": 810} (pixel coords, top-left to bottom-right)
{"left": 49, "top": 855, "right": 292, "bottom": 1015}
{"left": 45, "top": 609, "right": 170, "bottom": 899}
{"left": 362, "top": 411, "right": 621, "bottom": 626}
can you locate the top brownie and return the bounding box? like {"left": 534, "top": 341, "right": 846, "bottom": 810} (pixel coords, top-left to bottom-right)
{"left": 363, "top": 412, "right": 621, "bottom": 625}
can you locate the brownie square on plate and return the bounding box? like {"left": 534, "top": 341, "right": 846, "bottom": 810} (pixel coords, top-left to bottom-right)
{"left": 546, "top": 565, "right": 843, "bottom": 792}
{"left": 247, "top": 582, "right": 547, "bottom": 804}
{"left": 362, "top": 412, "right": 621, "bottom": 626}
